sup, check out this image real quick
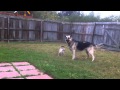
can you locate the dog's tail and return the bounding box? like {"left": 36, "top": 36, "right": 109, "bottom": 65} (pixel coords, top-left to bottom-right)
{"left": 93, "top": 43, "right": 104, "bottom": 48}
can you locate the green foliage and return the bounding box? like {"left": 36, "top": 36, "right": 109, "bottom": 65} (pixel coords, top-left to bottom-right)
{"left": 100, "top": 15, "right": 120, "bottom": 22}
{"left": 1, "top": 11, "right": 120, "bottom": 22}
{"left": 33, "top": 11, "right": 59, "bottom": 20}
{"left": 56, "top": 11, "right": 100, "bottom": 22}
{"left": 32, "top": 11, "right": 120, "bottom": 22}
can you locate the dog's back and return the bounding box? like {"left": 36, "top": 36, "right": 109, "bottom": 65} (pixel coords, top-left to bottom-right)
{"left": 75, "top": 41, "right": 94, "bottom": 51}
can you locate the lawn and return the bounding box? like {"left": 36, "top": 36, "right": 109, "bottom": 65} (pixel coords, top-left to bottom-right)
{"left": 0, "top": 42, "right": 120, "bottom": 79}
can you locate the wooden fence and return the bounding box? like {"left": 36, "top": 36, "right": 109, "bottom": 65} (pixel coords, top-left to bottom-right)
{"left": 0, "top": 15, "right": 120, "bottom": 49}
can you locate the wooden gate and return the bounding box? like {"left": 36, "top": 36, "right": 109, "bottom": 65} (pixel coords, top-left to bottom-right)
{"left": 103, "top": 25, "right": 120, "bottom": 49}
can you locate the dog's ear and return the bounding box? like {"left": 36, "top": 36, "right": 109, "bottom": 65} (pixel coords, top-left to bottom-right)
{"left": 69, "top": 35, "right": 72, "bottom": 38}
{"left": 65, "top": 35, "right": 67, "bottom": 38}
{"left": 65, "top": 35, "right": 69, "bottom": 38}
{"left": 65, "top": 35, "right": 71, "bottom": 39}
{"left": 69, "top": 35, "right": 71, "bottom": 38}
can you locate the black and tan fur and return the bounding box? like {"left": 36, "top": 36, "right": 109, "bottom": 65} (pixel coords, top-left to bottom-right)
{"left": 65, "top": 35, "right": 95, "bottom": 61}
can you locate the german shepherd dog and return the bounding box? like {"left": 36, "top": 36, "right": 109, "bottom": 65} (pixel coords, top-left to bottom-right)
{"left": 65, "top": 35, "right": 95, "bottom": 61}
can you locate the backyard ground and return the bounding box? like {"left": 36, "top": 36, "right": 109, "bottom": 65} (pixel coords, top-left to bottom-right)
{"left": 0, "top": 42, "right": 120, "bottom": 79}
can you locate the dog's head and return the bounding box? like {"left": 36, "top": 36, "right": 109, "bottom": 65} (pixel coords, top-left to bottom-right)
{"left": 61, "top": 46, "right": 65, "bottom": 51}
{"left": 65, "top": 35, "right": 73, "bottom": 43}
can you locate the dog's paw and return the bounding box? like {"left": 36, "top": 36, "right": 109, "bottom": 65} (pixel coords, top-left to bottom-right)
{"left": 72, "top": 57, "right": 77, "bottom": 60}
{"left": 72, "top": 58, "right": 75, "bottom": 60}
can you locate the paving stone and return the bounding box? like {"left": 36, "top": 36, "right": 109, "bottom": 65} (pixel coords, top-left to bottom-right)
{"left": 20, "top": 69, "right": 42, "bottom": 76}
{"left": 7, "top": 78, "right": 24, "bottom": 79}
{"left": 26, "top": 74, "right": 53, "bottom": 79}
{"left": 12, "top": 62, "right": 30, "bottom": 66}
{"left": 0, "top": 63, "right": 11, "bottom": 67}
{"left": 0, "top": 71, "right": 21, "bottom": 79}
{"left": 15, "top": 65, "right": 36, "bottom": 71}
{"left": 0, "top": 62, "right": 53, "bottom": 79}
{"left": 0, "top": 66, "right": 16, "bottom": 72}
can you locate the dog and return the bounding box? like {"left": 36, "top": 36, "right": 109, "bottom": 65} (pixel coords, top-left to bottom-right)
{"left": 65, "top": 35, "right": 96, "bottom": 61}
{"left": 58, "top": 46, "right": 65, "bottom": 56}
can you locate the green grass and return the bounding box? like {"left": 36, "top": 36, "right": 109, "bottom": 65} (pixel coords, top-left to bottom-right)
{"left": 0, "top": 42, "right": 120, "bottom": 79}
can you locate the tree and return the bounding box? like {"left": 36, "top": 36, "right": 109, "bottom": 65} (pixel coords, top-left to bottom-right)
{"left": 57, "top": 11, "right": 81, "bottom": 22}
{"left": 89, "top": 11, "right": 94, "bottom": 17}
{"left": 58, "top": 11, "right": 74, "bottom": 17}
{"left": 32, "top": 11, "right": 119, "bottom": 22}
{"left": 33, "top": 11, "right": 59, "bottom": 20}
{"left": 99, "top": 15, "right": 118, "bottom": 22}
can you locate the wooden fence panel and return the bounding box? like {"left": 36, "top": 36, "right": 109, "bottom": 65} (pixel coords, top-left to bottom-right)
{"left": 0, "top": 17, "right": 5, "bottom": 41}
{"left": 34, "top": 21, "right": 41, "bottom": 41}
{"left": 28, "top": 20, "right": 35, "bottom": 40}
{"left": 57, "top": 23, "right": 63, "bottom": 41}
{"left": 43, "top": 21, "right": 58, "bottom": 41}
{"left": 22, "top": 20, "right": 28, "bottom": 40}
{"left": 62, "top": 23, "right": 71, "bottom": 41}
{"left": 93, "top": 24, "right": 104, "bottom": 44}
{"left": 71, "top": 24, "right": 84, "bottom": 41}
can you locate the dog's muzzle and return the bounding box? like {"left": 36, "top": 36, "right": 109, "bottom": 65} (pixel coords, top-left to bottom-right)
{"left": 65, "top": 39, "right": 69, "bottom": 43}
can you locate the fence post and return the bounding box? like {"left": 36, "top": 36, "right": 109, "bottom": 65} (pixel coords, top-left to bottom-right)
{"left": 70, "top": 22, "right": 73, "bottom": 36}
{"left": 103, "top": 25, "right": 105, "bottom": 44}
{"left": 7, "top": 16, "right": 10, "bottom": 43}
{"left": 1, "top": 17, "right": 4, "bottom": 42}
{"left": 40, "top": 20, "right": 43, "bottom": 42}
{"left": 61, "top": 22, "right": 63, "bottom": 42}
{"left": 92, "top": 22, "right": 96, "bottom": 44}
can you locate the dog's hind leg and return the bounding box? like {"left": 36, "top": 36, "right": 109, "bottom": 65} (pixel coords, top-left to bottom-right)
{"left": 58, "top": 52, "right": 60, "bottom": 56}
{"left": 85, "top": 49, "right": 90, "bottom": 59}
{"left": 90, "top": 52, "right": 95, "bottom": 61}
{"left": 58, "top": 52, "right": 61, "bottom": 56}
{"left": 72, "top": 50, "right": 76, "bottom": 60}
{"left": 88, "top": 47, "right": 95, "bottom": 61}
{"left": 86, "top": 46, "right": 95, "bottom": 61}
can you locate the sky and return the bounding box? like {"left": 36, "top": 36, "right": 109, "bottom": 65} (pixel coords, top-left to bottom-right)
{"left": 83, "top": 11, "right": 120, "bottom": 18}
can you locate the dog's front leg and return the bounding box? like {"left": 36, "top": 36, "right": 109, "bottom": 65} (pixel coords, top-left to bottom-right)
{"left": 72, "top": 50, "right": 76, "bottom": 60}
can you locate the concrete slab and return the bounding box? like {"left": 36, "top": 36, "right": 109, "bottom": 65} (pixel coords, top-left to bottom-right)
{"left": 0, "top": 63, "right": 11, "bottom": 67}
{"left": 0, "top": 66, "right": 16, "bottom": 72}
{"left": 12, "top": 62, "right": 30, "bottom": 66}
{"left": 0, "top": 71, "right": 21, "bottom": 79}
{"left": 26, "top": 74, "right": 53, "bottom": 79}
{"left": 15, "top": 65, "right": 36, "bottom": 71}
